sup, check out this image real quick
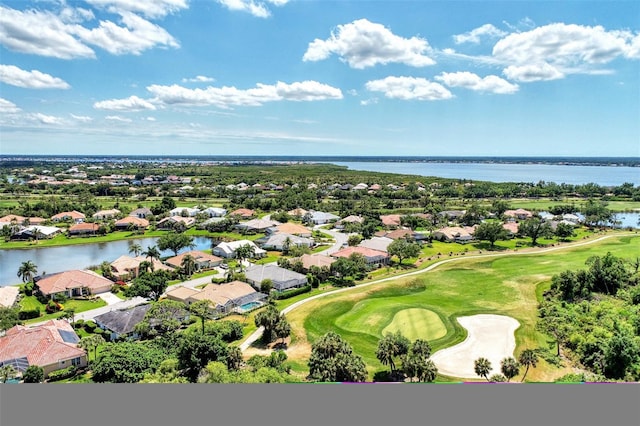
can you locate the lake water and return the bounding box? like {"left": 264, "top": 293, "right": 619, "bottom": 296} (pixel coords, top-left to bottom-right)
{"left": 0, "top": 236, "right": 214, "bottom": 287}
{"left": 331, "top": 162, "right": 639, "bottom": 186}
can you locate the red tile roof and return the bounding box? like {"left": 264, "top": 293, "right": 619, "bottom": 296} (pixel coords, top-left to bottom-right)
{"left": 331, "top": 246, "right": 389, "bottom": 260}
{"left": 68, "top": 223, "right": 99, "bottom": 233}
{"left": 0, "top": 320, "right": 84, "bottom": 369}
{"left": 115, "top": 216, "right": 149, "bottom": 228}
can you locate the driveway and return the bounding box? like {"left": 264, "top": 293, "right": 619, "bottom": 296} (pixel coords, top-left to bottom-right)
{"left": 97, "top": 292, "right": 122, "bottom": 305}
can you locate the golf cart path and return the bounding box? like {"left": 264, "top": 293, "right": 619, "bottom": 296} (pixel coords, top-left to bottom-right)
{"left": 240, "top": 232, "right": 634, "bottom": 351}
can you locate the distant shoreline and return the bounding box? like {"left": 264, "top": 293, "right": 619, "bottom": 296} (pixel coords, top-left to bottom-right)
{"left": 1, "top": 155, "right": 639, "bottom": 167}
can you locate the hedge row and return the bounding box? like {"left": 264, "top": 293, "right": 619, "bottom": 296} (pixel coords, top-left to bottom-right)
{"left": 19, "top": 309, "right": 40, "bottom": 320}
{"left": 273, "top": 285, "right": 312, "bottom": 300}
{"left": 47, "top": 366, "right": 77, "bottom": 382}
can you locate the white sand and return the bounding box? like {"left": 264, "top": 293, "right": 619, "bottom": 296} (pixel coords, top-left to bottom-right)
{"left": 430, "top": 314, "right": 520, "bottom": 379}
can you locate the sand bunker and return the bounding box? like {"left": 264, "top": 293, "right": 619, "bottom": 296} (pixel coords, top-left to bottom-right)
{"left": 430, "top": 314, "right": 520, "bottom": 379}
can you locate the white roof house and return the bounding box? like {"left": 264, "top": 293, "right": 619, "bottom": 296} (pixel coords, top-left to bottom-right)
{"left": 258, "top": 233, "right": 314, "bottom": 251}
{"left": 170, "top": 207, "right": 200, "bottom": 217}
{"left": 201, "top": 207, "right": 227, "bottom": 218}
{"left": 244, "top": 264, "right": 308, "bottom": 292}
{"left": 306, "top": 211, "right": 340, "bottom": 225}
{"left": 212, "top": 240, "right": 266, "bottom": 259}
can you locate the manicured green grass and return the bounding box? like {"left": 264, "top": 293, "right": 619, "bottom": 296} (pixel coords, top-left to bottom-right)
{"left": 21, "top": 297, "right": 108, "bottom": 324}
{"left": 381, "top": 308, "right": 447, "bottom": 341}
{"left": 285, "top": 234, "right": 640, "bottom": 382}
{"left": 0, "top": 230, "right": 166, "bottom": 249}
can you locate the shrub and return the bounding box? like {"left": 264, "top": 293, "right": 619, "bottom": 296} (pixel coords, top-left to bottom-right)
{"left": 211, "top": 277, "right": 226, "bottom": 284}
{"left": 47, "top": 366, "right": 77, "bottom": 382}
{"left": 23, "top": 282, "right": 35, "bottom": 296}
{"left": 19, "top": 309, "right": 40, "bottom": 320}
{"left": 46, "top": 300, "right": 62, "bottom": 313}
{"left": 84, "top": 320, "right": 97, "bottom": 332}
{"left": 110, "top": 284, "right": 121, "bottom": 294}
{"left": 273, "top": 285, "right": 312, "bottom": 300}
{"left": 74, "top": 319, "right": 85, "bottom": 329}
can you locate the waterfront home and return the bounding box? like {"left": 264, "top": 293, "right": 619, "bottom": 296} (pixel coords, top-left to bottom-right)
{"left": 68, "top": 222, "right": 100, "bottom": 236}
{"left": 11, "top": 225, "right": 62, "bottom": 240}
{"left": 129, "top": 208, "right": 153, "bottom": 219}
{"left": 156, "top": 216, "right": 196, "bottom": 230}
{"left": 114, "top": 216, "right": 149, "bottom": 231}
{"left": 0, "top": 320, "right": 87, "bottom": 379}
{"left": 51, "top": 210, "right": 86, "bottom": 223}
{"left": 165, "top": 251, "right": 223, "bottom": 271}
{"left": 35, "top": 270, "right": 113, "bottom": 299}
{"left": 0, "top": 286, "right": 20, "bottom": 308}
{"left": 212, "top": 240, "right": 266, "bottom": 259}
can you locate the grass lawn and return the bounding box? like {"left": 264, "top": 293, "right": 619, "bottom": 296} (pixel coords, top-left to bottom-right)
{"left": 381, "top": 308, "right": 447, "bottom": 341}
{"left": 283, "top": 233, "right": 640, "bottom": 382}
{"left": 21, "top": 296, "right": 108, "bottom": 324}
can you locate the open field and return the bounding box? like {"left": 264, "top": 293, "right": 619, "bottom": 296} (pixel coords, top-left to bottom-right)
{"left": 281, "top": 233, "right": 640, "bottom": 382}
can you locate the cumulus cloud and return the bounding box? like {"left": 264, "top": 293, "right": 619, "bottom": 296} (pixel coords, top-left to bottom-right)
{"left": 147, "top": 80, "right": 343, "bottom": 108}
{"left": 0, "top": 65, "right": 71, "bottom": 89}
{"left": 303, "top": 19, "right": 435, "bottom": 69}
{"left": 0, "top": 6, "right": 96, "bottom": 59}
{"left": 454, "top": 24, "right": 507, "bottom": 44}
{"left": 492, "top": 23, "right": 640, "bottom": 80}
{"left": 0, "top": 98, "right": 21, "bottom": 113}
{"left": 360, "top": 98, "right": 378, "bottom": 106}
{"left": 32, "top": 113, "right": 62, "bottom": 125}
{"left": 72, "top": 11, "right": 179, "bottom": 55}
{"left": 0, "top": 5, "right": 179, "bottom": 59}
{"left": 435, "top": 71, "right": 519, "bottom": 94}
{"left": 94, "top": 95, "right": 158, "bottom": 111}
{"left": 182, "top": 75, "right": 216, "bottom": 83}
{"left": 85, "top": 0, "right": 188, "bottom": 19}
{"left": 105, "top": 115, "right": 133, "bottom": 123}
{"left": 216, "top": 0, "right": 288, "bottom": 18}
{"left": 70, "top": 114, "right": 93, "bottom": 122}
{"left": 365, "top": 76, "right": 452, "bottom": 101}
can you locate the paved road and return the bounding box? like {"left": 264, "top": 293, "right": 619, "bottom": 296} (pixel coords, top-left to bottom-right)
{"left": 239, "top": 233, "right": 633, "bottom": 352}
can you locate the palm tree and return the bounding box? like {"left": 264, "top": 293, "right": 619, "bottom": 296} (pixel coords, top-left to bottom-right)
{"left": 78, "top": 334, "right": 105, "bottom": 361}
{"left": 419, "top": 359, "right": 438, "bottom": 383}
{"left": 474, "top": 357, "right": 492, "bottom": 381}
{"left": 180, "top": 254, "right": 197, "bottom": 278}
{"left": 282, "top": 236, "right": 292, "bottom": 255}
{"left": 189, "top": 300, "right": 211, "bottom": 335}
{"left": 17, "top": 260, "right": 37, "bottom": 283}
{"left": 0, "top": 365, "right": 17, "bottom": 383}
{"left": 234, "top": 244, "right": 256, "bottom": 271}
{"left": 500, "top": 357, "right": 520, "bottom": 382}
{"left": 376, "top": 336, "right": 397, "bottom": 374}
{"left": 142, "top": 245, "right": 161, "bottom": 271}
{"left": 128, "top": 243, "right": 143, "bottom": 257}
{"left": 518, "top": 349, "right": 539, "bottom": 382}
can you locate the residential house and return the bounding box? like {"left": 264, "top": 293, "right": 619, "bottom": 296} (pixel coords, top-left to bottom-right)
{"left": 0, "top": 215, "right": 26, "bottom": 225}
{"left": 257, "top": 233, "right": 314, "bottom": 251}
{"left": 11, "top": 225, "right": 62, "bottom": 240}
{"left": 562, "top": 213, "right": 581, "bottom": 224}
{"left": 92, "top": 209, "right": 121, "bottom": 220}
{"left": 156, "top": 216, "right": 196, "bottom": 230}
{"left": 358, "top": 236, "right": 394, "bottom": 253}
{"left": 201, "top": 207, "right": 227, "bottom": 218}
{"left": 0, "top": 320, "right": 87, "bottom": 378}
{"left": 334, "top": 215, "right": 364, "bottom": 230}
{"left": 165, "top": 286, "right": 200, "bottom": 304}
{"left": 502, "top": 222, "right": 519, "bottom": 236}
{"left": 306, "top": 211, "right": 340, "bottom": 225}
{"left": 380, "top": 214, "right": 403, "bottom": 229}
{"left": 244, "top": 264, "right": 308, "bottom": 292}
{"left": 51, "top": 210, "right": 86, "bottom": 223}
{"left": 271, "top": 222, "right": 312, "bottom": 237}
{"left": 504, "top": 209, "right": 533, "bottom": 220}
{"left": 352, "top": 183, "right": 368, "bottom": 191}
{"left": 109, "top": 255, "right": 173, "bottom": 281}
{"left": 0, "top": 286, "right": 20, "bottom": 308}
{"left": 369, "top": 184, "right": 382, "bottom": 191}
{"left": 68, "top": 222, "right": 100, "bottom": 236}
{"left": 35, "top": 270, "right": 113, "bottom": 299}
{"left": 187, "top": 281, "right": 266, "bottom": 314}
{"left": 235, "top": 218, "right": 280, "bottom": 233}
{"left": 165, "top": 250, "right": 223, "bottom": 271}
{"left": 287, "top": 208, "right": 308, "bottom": 218}
{"left": 331, "top": 246, "right": 390, "bottom": 266}
{"left": 432, "top": 226, "right": 477, "bottom": 243}
{"left": 114, "top": 216, "right": 149, "bottom": 231}
{"left": 212, "top": 240, "right": 266, "bottom": 259}
{"left": 129, "top": 207, "right": 153, "bottom": 219}
{"left": 290, "top": 254, "right": 336, "bottom": 272}
{"left": 169, "top": 207, "right": 200, "bottom": 217}
{"left": 380, "top": 229, "right": 422, "bottom": 241}
{"left": 93, "top": 304, "right": 151, "bottom": 341}
{"left": 439, "top": 210, "right": 466, "bottom": 221}
{"left": 228, "top": 208, "right": 255, "bottom": 219}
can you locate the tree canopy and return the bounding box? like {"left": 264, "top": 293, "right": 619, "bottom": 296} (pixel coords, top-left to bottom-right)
{"left": 308, "top": 332, "right": 368, "bottom": 382}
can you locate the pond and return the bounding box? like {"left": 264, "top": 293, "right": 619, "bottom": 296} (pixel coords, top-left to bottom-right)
{"left": 0, "top": 236, "right": 215, "bottom": 287}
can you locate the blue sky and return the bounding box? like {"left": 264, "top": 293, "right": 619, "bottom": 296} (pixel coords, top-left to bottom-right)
{"left": 0, "top": 0, "right": 639, "bottom": 157}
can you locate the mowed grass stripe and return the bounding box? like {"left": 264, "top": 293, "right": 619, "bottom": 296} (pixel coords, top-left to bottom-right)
{"left": 382, "top": 308, "right": 447, "bottom": 341}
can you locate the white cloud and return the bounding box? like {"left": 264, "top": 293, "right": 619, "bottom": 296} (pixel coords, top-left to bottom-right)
{"left": 365, "top": 76, "right": 452, "bottom": 101}
{"left": 94, "top": 95, "right": 157, "bottom": 111}
{"left": 492, "top": 23, "right": 640, "bottom": 80}
{"left": 85, "top": 0, "right": 188, "bottom": 19}
{"left": 59, "top": 7, "right": 95, "bottom": 24}
{"left": 454, "top": 24, "right": 507, "bottom": 44}
{"left": 72, "top": 11, "right": 179, "bottom": 55}
{"left": 147, "top": 80, "right": 343, "bottom": 108}
{"left": 360, "top": 98, "right": 378, "bottom": 106}
{"left": 182, "top": 75, "right": 216, "bottom": 83}
{"left": 435, "top": 71, "right": 519, "bottom": 94}
{"left": 105, "top": 115, "right": 133, "bottom": 123}
{"left": 0, "top": 5, "right": 179, "bottom": 59}
{"left": 503, "top": 63, "right": 564, "bottom": 82}
{"left": 32, "top": 113, "right": 62, "bottom": 125}
{"left": 146, "top": 117, "right": 157, "bottom": 121}
{"left": 70, "top": 114, "right": 93, "bottom": 122}
{"left": 303, "top": 19, "right": 435, "bottom": 69}
{"left": 0, "top": 6, "right": 96, "bottom": 59}
{"left": 0, "top": 65, "right": 71, "bottom": 89}
{"left": 216, "top": 0, "right": 271, "bottom": 18}
{"left": 0, "top": 98, "right": 21, "bottom": 113}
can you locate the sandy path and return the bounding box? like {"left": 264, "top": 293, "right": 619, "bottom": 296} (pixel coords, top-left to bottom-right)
{"left": 430, "top": 314, "right": 520, "bottom": 379}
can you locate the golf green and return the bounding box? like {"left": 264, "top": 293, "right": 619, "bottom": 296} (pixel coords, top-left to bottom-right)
{"left": 382, "top": 308, "right": 447, "bottom": 341}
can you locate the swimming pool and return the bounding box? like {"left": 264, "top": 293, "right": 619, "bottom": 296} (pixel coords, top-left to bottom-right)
{"left": 238, "top": 301, "right": 263, "bottom": 312}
